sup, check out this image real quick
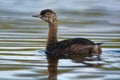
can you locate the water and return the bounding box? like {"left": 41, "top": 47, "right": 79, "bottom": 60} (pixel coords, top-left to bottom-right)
{"left": 0, "top": 0, "right": 120, "bottom": 80}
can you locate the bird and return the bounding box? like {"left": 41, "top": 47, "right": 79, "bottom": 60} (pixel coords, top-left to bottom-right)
{"left": 33, "top": 9, "right": 102, "bottom": 80}
{"left": 32, "top": 9, "right": 102, "bottom": 60}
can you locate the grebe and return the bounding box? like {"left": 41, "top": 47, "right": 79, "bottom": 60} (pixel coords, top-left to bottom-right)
{"left": 33, "top": 9, "right": 102, "bottom": 80}
{"left": 33, "top": 9, "right": 102, "bottom": 59}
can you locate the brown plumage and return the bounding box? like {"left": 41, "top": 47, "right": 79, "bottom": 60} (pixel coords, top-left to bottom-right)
{"left": 33, "top": 9, "right": 103, "bottom": 80}
{"left": 33, "top": 9, "right": 102, "bottom": 60}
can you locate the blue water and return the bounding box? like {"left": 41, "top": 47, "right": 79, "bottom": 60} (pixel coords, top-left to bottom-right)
{"left": 0, "top": 0, "right": 120, "bottom": 80}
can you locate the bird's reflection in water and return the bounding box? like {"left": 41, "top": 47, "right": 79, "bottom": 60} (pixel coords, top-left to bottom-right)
{"left": 46, "top": 53, "right": 102, "bottom": 80}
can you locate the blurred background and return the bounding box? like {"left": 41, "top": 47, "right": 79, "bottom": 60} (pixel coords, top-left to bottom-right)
{"left": 0, "top": 0, "right": 120, "bottom": 80}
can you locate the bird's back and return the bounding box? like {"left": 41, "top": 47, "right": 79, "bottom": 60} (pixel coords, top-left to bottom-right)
{"left": 57, "top": 38, "right": 95, "bottom": 48}
{"left": 46, "top": 38, "right": 102, "bottom": 59}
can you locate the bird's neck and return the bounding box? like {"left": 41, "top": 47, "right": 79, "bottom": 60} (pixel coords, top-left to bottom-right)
{"left": 46, "top": 22, "right": 58, "bottom": 50}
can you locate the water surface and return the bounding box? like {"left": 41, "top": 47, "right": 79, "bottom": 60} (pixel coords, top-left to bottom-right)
{"left": 0, "top": 0, "right": 120, "bottom": 80}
